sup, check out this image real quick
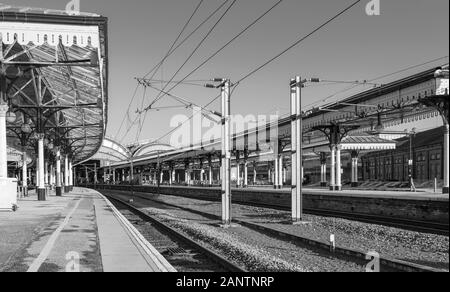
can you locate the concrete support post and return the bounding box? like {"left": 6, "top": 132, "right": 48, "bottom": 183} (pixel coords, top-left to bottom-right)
{"left": 37, "top": 135, "right": 46, "bottom": 200}
{"left": 0, "top": 105, "right": 8, "bottom": 179}
{"left": 56, "top": 149, "right": 62, "bottom": 196}
{"left": 444, "top": 124, "right": 449, "bottom": 194}
{"left": 330, "top": 146, "right": 336, "bottom": 191}
{"left": 335, "top": 145, "right": 342, "bottom": 191}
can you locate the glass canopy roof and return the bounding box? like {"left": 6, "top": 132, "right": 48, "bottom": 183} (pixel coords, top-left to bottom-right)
{"left": 1, "top": 4, "right": 108, "bottom": 164}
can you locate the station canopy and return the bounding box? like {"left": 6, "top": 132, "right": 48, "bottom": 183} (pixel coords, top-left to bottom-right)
{"left": 1, "top": 4, "right": 108, "bottom": 163}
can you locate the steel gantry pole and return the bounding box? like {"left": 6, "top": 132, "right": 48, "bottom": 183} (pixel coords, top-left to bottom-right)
{"left": 291, "top": 77, "right": 303, "bottom": 222}
{"left": 221, "top": 79, "right": 232, "bottom": 227}
{"left": 290, "top": 78, "right": 298, "bottom": 220}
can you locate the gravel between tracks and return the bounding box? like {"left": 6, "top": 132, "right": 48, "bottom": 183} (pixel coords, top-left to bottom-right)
{"left": 109, "top": 192, "right": 368, "bottom": 272}
{"left": 114, "top": 191, "right": 449, "bottom": 271}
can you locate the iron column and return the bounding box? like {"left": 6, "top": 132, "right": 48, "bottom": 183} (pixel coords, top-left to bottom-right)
{"left": 444, "top": 124, "right": 449, "bottom": 194}
{"left": 37, "top": 134, "right": 46, "bottom": 200}
{"left": 56, "top": 149, "right": 62, "bottom": 196}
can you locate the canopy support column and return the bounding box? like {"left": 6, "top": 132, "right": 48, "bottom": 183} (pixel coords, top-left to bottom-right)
{"left": 444, "top": 124, "right": 449, "bottom": 194}
{"left": 320, "top": 152, "right": 327, "bottom": 187}
{"left": 335, "top": 145, "right": 342, "bottom": 191}
{"left": 351, "top": 151, "right": 359, "bottom": 188}
{"left": 0, "top": 104, "right": 7, "bottom": 179}
{"left": 37, "top": 134, "right": 46, "bottom": 200}
{"left": 22, "top": 150, "right": 28, "bottom": 197}
{"left": 64, "top": 155, "right": 69, "bottom": 193}
{"left": 56, "top": 149, "right": 62, "bottom": 196}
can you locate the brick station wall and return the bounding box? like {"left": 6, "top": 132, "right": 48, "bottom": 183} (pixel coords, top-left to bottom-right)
{"left": 96, "top": 185, "right": 449, "bottom": 224}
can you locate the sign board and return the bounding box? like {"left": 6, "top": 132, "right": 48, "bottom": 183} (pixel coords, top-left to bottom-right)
{"left": 0, "top": 178, "right": 18, "bottom": 211}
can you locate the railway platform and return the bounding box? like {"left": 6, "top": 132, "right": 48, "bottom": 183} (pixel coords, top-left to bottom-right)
{"left": 0, "top": 188, "right": 175, "bottom": 272}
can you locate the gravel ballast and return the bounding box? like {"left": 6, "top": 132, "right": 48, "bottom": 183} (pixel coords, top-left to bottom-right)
{"left": 107, "top": 192, "right": 385, "bottom": 272}
{"left": 104, "top": 190, "right": 449, "bottom": 271}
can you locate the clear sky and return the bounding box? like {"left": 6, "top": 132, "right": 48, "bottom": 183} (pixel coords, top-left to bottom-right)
{"left": 4, "top": 0, "right": 449, "bottom": 146}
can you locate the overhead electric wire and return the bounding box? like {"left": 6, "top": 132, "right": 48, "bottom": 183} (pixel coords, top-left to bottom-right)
{"left": 147, "top": 83, "right": 240, "bottom": 146}
{"left": 142, "top": 0, "right": 205, "bottom": 79}
{"left": 117, "top": 0, "right": 206, "bottom": 142}
{"left": 145, "top": 83, "right": 220, "bottom": 116}
{"left": 303, "top": 55, "right": 449, "bottom": 110}
{"left": 140, "top": 0, "right": 231, "bottom": 80}
{"left": 139, "top": 0, "right": 362, "bottom": 147}
{"left": 146, "top": 0, "right": 237, "bottom": 110}
{"left": 115, "top": 83, "right": 140, "bottom": 141}
{"left": 142, "top": 0, "right": 285, "bottom": 113}
{"left": 235, "top": 0, "right": 362, "bottom": 85}
{"left": 134, "top": 0, "right": 236, "bottom": 142}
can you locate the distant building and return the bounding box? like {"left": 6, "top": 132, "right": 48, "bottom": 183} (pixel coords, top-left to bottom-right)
{"left": 361, "top": 127, "right": 444, "bottom": 183}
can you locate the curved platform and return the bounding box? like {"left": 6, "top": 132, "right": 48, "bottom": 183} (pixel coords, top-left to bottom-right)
{"left": 0, "top": 188, "right": 175, "bottom": 272}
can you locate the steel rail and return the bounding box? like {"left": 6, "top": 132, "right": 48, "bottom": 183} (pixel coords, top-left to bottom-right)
{"left": 103, "top": 193, "right": 247, "bottom": 273}
{"left": 105, "top": 190, "right": 447, "bottom": 273}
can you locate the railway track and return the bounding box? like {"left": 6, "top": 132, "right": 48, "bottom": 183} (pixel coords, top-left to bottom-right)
{"left": 117, "top": 187, "right": 448, "bottom": 236}
{"left": 104, "top": 194, "right": 247, "bottom": 273}
{"left": 105, "top": 190, "right": 446, "bottom": 273}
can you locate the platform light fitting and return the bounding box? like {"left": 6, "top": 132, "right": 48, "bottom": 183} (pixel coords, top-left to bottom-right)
{"left": 21, "top": 123, "right": 32, "bottom": 134}
{"left": 6, "top": 111, "right": 17, "bottom": 123}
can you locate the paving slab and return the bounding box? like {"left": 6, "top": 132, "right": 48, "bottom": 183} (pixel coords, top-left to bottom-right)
{"left": 0, "top": 188, "right": 174, "bottom": 272}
